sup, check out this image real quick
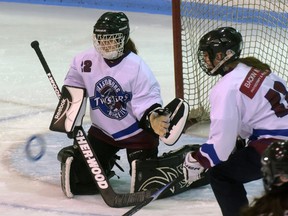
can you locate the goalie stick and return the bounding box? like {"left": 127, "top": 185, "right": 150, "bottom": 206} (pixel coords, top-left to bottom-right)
{"left": 122, "top": 176, "right": 182, "bottom": 216}
{"left": 30, "top": 40, "right": 153, "bottom": 207}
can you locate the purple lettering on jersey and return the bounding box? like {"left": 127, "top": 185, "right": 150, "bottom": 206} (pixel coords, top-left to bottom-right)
{"left": 240, "top": 68, "right": 268, "bottom": 99}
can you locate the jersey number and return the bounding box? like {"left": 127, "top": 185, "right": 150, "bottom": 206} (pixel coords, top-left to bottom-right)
{"left": 81, "top": 60, "right": 92, "bottom": 72}
{"left": 265, "top": 81, "right": 288, "bottom": 117}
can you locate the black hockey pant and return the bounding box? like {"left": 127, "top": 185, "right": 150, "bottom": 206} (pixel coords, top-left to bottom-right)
{"left": 67, "top": 133, "right": 158, "bottom": 195}
{"left": 209, "top": 146, "right": 262, "bottom": 216}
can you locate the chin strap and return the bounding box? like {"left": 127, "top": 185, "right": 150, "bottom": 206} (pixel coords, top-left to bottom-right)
{"left": 209, "top": 49, "right": 235, "bottom": 75}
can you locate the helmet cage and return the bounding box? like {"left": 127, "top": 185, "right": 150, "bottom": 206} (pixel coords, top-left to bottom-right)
{"left": 93, "top": 33, "right": 125, "bottom": 60}
{"left": 197, "top": 48, "right": 236, "bottom": 76}
{"left": 197, "top": 48, "right": 212, "bottom": 75}
{"left": 93, "top": 12, "right": 130, "bottom": 60}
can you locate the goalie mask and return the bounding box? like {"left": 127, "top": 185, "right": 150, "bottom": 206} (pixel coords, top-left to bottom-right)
{"left": 261, "top": 140, "right": 288, "bottom": 193}
{"left": 197, "top": 27, "right": 243, "bottom": 76}
{"left": 93, "top": 12, "right": 130, "bottom": 60}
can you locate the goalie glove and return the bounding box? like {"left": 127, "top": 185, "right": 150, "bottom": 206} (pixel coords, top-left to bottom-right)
{"left": 160, "top": 98, "right": 189, "bottom": 145}
{"left": 183, "top": 152, "right": 205, "bottom": 184}
{"left": 146, "top": 98, "right": 189, "bottom": 145}
{"left": 148, "top": 107, "right": 170, "bottom": 137}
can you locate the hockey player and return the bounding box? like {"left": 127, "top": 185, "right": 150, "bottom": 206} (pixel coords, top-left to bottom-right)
{"left": 182, "top": 27, "right": 288, "bottom": 216}
{"left": 55, "top": 11, "right": 174, "bottom": 198}
{"left": 241, "top": 140, "right": 288, "bottom": 215}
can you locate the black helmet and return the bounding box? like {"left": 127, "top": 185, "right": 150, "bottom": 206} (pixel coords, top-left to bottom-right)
{"left": 197, "top": 27, "right": 243, "bottom": 76}
{"left": 93, "top": 12, "right": 130, "bottom": 60}
{"left": 93, "top": 12, "right": 130, "bottom": 44}
{"left": 261, "top": 140, "right": 288, "bottom": 193}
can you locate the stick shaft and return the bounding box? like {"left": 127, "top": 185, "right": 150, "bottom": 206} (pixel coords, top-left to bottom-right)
{"left": 31, "top": 41, "right": 61, "bottom": 99}
{"left": 122, "top": 176, "right": 181, "bottom": 216}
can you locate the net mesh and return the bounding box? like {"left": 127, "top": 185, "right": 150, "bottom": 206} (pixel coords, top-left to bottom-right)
{"left": 177, "top": 0, "right": 288, "bottom": 123}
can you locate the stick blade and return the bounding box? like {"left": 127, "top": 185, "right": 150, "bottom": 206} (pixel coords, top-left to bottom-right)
{"left": 122, "top": 177, "right": 180, "bottom": 216}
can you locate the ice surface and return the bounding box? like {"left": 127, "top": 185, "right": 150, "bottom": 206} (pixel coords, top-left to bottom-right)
{"left": 0, "top": 2, "right": 263, "bottom": 215}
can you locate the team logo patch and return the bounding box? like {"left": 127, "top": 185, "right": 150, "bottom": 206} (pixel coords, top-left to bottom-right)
{"left": 240, "top": 68, "right": 268, "bottom": 99}
{"left": 89, "top": 76, "right": 132, "bottom": 119}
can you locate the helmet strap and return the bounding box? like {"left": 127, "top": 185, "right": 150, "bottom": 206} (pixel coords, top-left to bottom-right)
{"left": 210, "top": 49, "right": 235, "bottom": 75}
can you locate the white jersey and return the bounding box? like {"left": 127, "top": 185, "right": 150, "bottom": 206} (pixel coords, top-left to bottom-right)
{"left": 64, "top": 47, "right": 162, "bottom": 141}
{"left": 200, "top": 63, "right": 288, "bottom": 167}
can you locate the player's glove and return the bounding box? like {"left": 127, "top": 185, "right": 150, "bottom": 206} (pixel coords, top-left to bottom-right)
{"left": 183, "top": 152, "right": 205, "bottom": 184}
{"left": 148, "top": 108, "right": 170, "bottom": 137}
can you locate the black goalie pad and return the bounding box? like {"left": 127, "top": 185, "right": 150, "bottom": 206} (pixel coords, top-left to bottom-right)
{"left": 130, "top": 144, "right": 209, "bottom": 199}
{"left": 160, "top": 98, "right": 189, "bottom": 146}
{"left": 50, "top": 85, "right": 86, "bottom": 133}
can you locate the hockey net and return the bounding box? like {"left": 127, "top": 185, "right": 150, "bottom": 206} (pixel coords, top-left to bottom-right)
{"left": 172, "top": 0, "right": 288, "bottom": 126}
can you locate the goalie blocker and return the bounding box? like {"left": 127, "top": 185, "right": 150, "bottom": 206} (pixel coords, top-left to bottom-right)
{"left": 49, "top": 85, "right": 86, "bottom": 134}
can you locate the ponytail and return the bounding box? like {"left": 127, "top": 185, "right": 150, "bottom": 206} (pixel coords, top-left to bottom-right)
{"left": 124, "top": 38, "right": 138, "bottom": 55}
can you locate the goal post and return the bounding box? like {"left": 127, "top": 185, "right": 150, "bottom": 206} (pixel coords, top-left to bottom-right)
{"left": 172, "top": 0, "right": 288, "bottom": 125}
{"left": 172, "top": 0, "right": 184, "bottom": 99}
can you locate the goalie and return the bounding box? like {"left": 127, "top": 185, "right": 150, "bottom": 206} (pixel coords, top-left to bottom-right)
{"left": 51, "top": 11, "right": 189, "bottom": 198}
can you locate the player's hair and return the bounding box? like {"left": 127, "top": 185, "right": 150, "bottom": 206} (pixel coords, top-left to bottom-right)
{"left": 241, "top": 140, "right": 288, "bottom": 216}
{"left": 124, "top": 38, "right": 138, "bottom": 55}
{"left": 227, "top": 57, "right": 271, "bottom": 73}
{"left": 240, "top": 191, "right": 288, "bottom": 216}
